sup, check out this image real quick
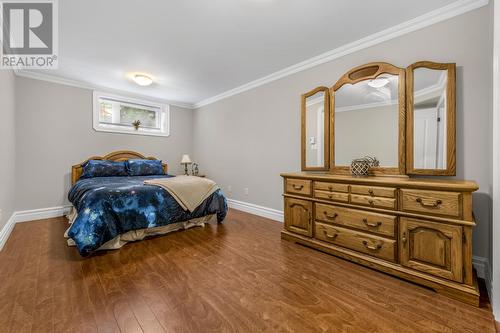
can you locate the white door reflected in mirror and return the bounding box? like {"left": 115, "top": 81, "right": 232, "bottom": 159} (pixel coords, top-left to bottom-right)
{"left": 305, "top": 91, "right": 325, "bottom": 167}
{"left": 413, "top": 68, "right": 447, "bottom": 170}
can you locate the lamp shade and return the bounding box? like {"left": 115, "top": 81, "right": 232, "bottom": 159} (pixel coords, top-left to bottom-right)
{"left": 181, "top": 154, "right": 192, "bottom": 164}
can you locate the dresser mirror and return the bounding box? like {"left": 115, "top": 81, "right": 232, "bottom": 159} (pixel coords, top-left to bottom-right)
{"left": 331, "top": 63, "right": 406, "bottom": 175}
{"left": 301, "top": 86, "right": 330, "bottom": 170}
{"left": 299, "top": 61, "right": 456, "bottom": 176}
{"left": 406, "top": 62, "right": 456, "bottom": 175}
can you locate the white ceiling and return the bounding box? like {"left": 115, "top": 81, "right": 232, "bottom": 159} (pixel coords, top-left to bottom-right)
{"left": 24, "top": 0, "right": 478, "bottom": 106}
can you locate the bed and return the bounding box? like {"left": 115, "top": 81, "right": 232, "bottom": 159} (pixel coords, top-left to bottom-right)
{"left": 66, "top": 150, "right": 228, "bottom": 256}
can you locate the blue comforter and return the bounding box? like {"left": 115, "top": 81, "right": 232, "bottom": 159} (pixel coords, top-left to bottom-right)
{"left": 67, "top": 175, "right": 228, "bottom": 256}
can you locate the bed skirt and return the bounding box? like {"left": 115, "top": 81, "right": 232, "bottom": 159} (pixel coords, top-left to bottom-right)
{"left": 65, "top": 208, "right": 215, "bottom": 251}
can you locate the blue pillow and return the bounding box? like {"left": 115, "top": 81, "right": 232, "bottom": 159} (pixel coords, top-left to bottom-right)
{"left": 80, "top": 160, "right": 128, "bottom": 179}
{"left": 127, "top": 159, "right": 164, "bottom": 176}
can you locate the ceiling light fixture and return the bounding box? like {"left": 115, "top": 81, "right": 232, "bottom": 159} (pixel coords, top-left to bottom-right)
{"left": 133, "top": 74, "right": 153, "bottom": 86}
{"left": 367, "top": 77, "right": 389, "bottom": 89}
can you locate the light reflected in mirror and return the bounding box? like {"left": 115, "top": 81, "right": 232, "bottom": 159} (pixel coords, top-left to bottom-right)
{"left": 413, "top": 68, "right": 447, "bottom": 170}
{"left": 334, "top": 74, "right": 399, "bottom": 167}
{"left": 305, "top": 91, "right": 326, "bottom": 168}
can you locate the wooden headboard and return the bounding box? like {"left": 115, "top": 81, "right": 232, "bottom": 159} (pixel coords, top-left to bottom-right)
{"left": 71, "top": 150, "right": 168, "bottom": 184}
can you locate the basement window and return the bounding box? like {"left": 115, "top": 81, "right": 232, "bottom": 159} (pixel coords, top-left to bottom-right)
{"left": 93, "top": 91, "right": 170, "bottom": 137}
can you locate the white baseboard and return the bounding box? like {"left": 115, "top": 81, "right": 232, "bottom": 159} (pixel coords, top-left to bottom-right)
{"left": 1, "top": 200, "right": 284, "bottom": 250}
{"left": 473, "top": 255, "right": 490, "bottom": 280}
{"left": 473, "top": 255, "right": 492, "bottom": 300}
{"left": 0, "top": 200, "right": 283, "bottom": 250}
{"left": 0, "top": 205, "right": 72, "bottom": 251}
{"left": 0, "top": 214, "right": 16, "bottom": 251}
{"left": 227, "top": 199, "right": 284, "bottom": 222}
{"left": 14, "top": 205, "right": 72, "bottom": 223}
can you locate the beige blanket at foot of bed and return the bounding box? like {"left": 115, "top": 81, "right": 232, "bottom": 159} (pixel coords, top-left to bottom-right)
{"left": 144, "top": 175, "right": 219, "bottom": 212}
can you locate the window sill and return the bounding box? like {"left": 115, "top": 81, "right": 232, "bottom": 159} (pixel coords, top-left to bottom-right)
{"left": 93, "top": 125, "right": 170, "bottom": 137}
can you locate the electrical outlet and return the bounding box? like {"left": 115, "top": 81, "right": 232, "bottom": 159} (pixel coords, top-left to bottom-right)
{"left": 227, "top": 185, "right": 232, "bottom": 194}
{"left": 244, "top": 188, "right": 249, "bottom": 195}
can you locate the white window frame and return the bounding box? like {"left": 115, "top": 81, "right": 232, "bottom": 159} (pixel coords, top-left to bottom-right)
{"left": 93, "top": 91, "right": 170, "bottom": 137}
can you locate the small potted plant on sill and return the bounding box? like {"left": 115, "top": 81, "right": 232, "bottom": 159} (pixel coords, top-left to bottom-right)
{"left": 132, "top": 120, "right": 141, "bottom": 130}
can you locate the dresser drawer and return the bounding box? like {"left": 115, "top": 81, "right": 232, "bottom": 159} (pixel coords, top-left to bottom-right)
{"left": 350, "top": 194, "right": 396, "bottom": 210}
{"left": 285, "top": 178, "right": 312, "bottom": 196}
{"left": 401, "top": 189, "right": 461, "bottom": 218}
{"left": 315, "top": 223, "right": 396, "bottom": 262}
{"left": 314, "top": 182, "right": 349, "bottom": 193}
{"left": 350, "top": 185, "right": 396, "bottom": 198}
{"left": 314, "top": 190, "right": 349, "bottom": 203}
{"left": 315, "top": 203, "right": 396, "bottom": 237}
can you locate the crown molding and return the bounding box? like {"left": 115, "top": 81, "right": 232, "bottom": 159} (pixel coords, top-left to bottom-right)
{"left": 10, "top": 0, "right": 488, "bottom": 110}
{"left": 14, "top": 70, "right": 196, "bottom": 109}
{"left": 194, "top": 0, "right": 489, "bottom": 109}
{"left": 305, "top": 95, "right": 325, "bottom": 107}
{"left": 335, "top": 82, "right": 443, "bottom": 112}
{"left": 336, "top": 100, "right": 398, "bottom": 113}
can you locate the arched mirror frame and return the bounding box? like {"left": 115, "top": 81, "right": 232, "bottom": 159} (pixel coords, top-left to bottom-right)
{"left": 330, "top": 62, "right": 406, "bottom": 176}
{"left": 301, "top": 86, "right": 331, "bottom": 171}
{"left": 406, "top": 61, "right": 456, "bottom": 176}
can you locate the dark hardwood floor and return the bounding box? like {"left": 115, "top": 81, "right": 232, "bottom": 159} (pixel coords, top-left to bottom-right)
{"left": 0, "top": 209, "right": 495, "bottom": 332}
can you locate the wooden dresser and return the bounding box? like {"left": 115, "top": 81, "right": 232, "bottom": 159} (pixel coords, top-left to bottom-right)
{"left": 281, "top": 172, "right": 479, "bottom": 305}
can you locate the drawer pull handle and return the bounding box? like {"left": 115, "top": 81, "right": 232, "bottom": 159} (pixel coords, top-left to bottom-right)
{"left": 328, "top": 186, "right": 333, "bottom": 191}
{"left": 323, "top": 230, "right": 338, "bottom": 239}
{"left": 292, "top": 184, "right": 304, "bottom": 190}
{"left": 368, "top": 199, "right": 375, "bottom": 206}
{"left": 416, "top": 198, "right": 442, "bottom": 208}
{"left": 402, "top": 232, "right": 407, "bottom": 244}
{"left": 362, "top": 218, "right": 381, "bottom": 228}
{"left": 368, "top": 189, "right": 374, "bottom": 196}
{"left": 362, "top": 240, "right": 382, "bottom": 251}
{"left": 324, "top": 212, "right": 338, "bottom": 219}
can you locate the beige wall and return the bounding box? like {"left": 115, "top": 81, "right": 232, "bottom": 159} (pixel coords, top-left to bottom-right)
{"left": 335, "top": 105, "right": 399, "bottom": 166}
{"left": 0, "top": 70, "right": 16, "bottom": 230}
{"left": 14, "top": 77, "right": 194, "bottom": 211}
{"left": 193, "top": 5, "right": 493, "bottom": 259}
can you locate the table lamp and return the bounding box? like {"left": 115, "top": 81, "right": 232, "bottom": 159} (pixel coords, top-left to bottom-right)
{"left": 181, "top": 154, "right": 192, "bottom": 175}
